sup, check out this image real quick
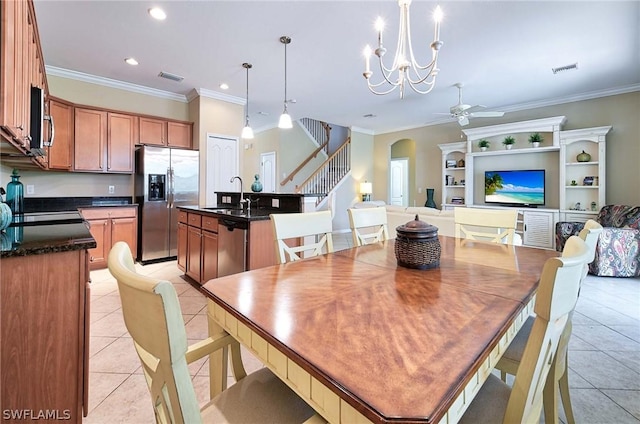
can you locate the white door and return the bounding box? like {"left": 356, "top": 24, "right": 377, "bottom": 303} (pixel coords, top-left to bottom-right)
{"left": 390, "top": 158, "right": 408, "bottom": 206}
{"left": 206, "top": 134, "right": 238, "bottom": 205}
{"left": 260, "top": 151, "right": 277, "bottom": 193}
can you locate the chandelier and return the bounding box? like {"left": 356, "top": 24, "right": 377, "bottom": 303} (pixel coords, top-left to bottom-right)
{"left": 363, "top": 1, "right": 443, "bottom": 98}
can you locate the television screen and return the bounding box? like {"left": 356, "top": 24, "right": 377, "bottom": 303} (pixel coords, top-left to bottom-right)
{"left": 485, "top": 169, "right": 545, "bottom": 206}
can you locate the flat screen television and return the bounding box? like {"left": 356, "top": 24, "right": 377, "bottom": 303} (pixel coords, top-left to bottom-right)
{"left": 485, "top": 169, "right": 545, "bottom": 207}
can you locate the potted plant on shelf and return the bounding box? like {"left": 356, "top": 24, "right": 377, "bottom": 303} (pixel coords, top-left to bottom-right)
{"left": 502, "top": 136, "right": 515, "bottom": 150}
{"left": 478, "top": 139, "right": 490, "bottom": 152}
{"left": 528, "top": 132, "right": 543, "bottom": 147}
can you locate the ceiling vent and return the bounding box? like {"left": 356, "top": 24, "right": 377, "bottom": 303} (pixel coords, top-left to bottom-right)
{"left": 551, "top": 63, "right": 578, "bottom": 75}
{"left": 158, "top": 71, "right": 184, "bottom": 82}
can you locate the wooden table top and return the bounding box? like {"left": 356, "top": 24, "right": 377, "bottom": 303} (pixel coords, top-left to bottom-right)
{"left": 202, "top": 237, "right": 559, "bottom": 423}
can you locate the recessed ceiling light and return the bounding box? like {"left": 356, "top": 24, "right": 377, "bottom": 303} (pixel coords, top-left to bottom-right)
{"left": 124, "top": 57, "right": 139, "bottom": 66}
{"left": 148, "top": 7, "right": 166, "bottom": 20}
{"left": 219, "top": 83, "right": 229, "bottom": 90}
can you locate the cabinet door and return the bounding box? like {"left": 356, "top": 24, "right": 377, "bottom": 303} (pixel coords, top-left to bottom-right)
{"left": 177, "top": 222, "right": 188, "bottom": 272}
{"left": 202, "top": 230, "right": 218, "bottom": 283}
{"left": 523, "top": 211, "right": 554, "bottom": 249}
{"left": 48, "top": 99, "right": 74, "bottom": 170}
{"left": 74, "top": 108, "right": 107, "bottom": 171}
{"left": 111, "top": 216, "right": 137, "bottom": 260}
{"left": 186, "top": 225, "right": 202, "bottom": 282}
{"left": 107, "top": 113, "right": 134, "bottom": 173}
{"left": 86, "top": 218, "right": 110, "bottom": 269}
{"left": 167, "top": 121, "right": 192, "bottom": 149}
{"left": 139, "top": 117, "right": 167, "bottom": 146}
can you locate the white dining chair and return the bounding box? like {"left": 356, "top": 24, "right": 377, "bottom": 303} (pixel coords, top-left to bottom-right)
{"left": 454, "top": 207, "right": 519, "bottom": 245}
{"left": 459, "top": 235, "right": 590, "bottom": 424}
{"left": 107, "top": 241, "right": 323, "bottom": 424}
{"left": 347, "top": 207, "right": 389, "bottom": 247}
{"left": 270, "top": 210, "right": 334, "bottom": 264}
{"left": 495, "top": 219, "right": 603, "bottom": 424}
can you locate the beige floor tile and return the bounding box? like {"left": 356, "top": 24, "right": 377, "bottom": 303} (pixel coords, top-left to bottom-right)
{"left": 601, "top": 389, "right": 640, "bottom": 420}
{"left": 566, "top": 388, "right": 639, "bottom": 423}
{"left": 184, "top": 314, "right": 209, "bottom": 340}
{"left": 83, "top": 373, "right": 155, "bottom": 424}
{"left": 90, "top": 337, "right": 140, "bottom": 374}
{"left": 90, "top": 310, "right": 128, "bottom": 337}
{"left": 89, "top": 336, "right": 117, "bottom": 358}
{"left": 90, "top": 312, "right": 110, "bottom": 324}
{"left": 89, "top": 294, "right": 122, "bottom": 314}
{"left": 86, "top": 372, "right": 129, "bottom": 413}
{"left": 177, "top": 295, "right": 207, "bottom": 315}
{"left": 570, "top": 350, "right": 640, "bottom": 390}
{"left": 90, "top": 280, "right": 118, "bottom": 296}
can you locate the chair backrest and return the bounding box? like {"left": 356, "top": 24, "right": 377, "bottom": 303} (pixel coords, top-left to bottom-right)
{"left": 503, "top": 236, "right": 590, "bottom": 423}
{"left": 270, "top": 210, "right": 334, "bottom": 264}
{"left": 454, "top": 207, "right": 518, "bottom": 244}
{"left": 347, "top": 207, "right": 389, "bottom": 247}
{"left": 579, "top": 219, "right": 603, "bottom": 264}
{"left": 108, "top": 242, "right": 201, "bottom": 424}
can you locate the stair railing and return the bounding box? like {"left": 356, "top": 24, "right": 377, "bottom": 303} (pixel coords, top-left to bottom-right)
{"left": 280, "top": 140, "right": 329, "bottom": 186}
{"left": 295, "top": 137, "right": 351, "bottom": 205}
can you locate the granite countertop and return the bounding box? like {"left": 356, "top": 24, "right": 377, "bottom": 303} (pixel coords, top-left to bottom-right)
{"left": 1, "top": 212, "right": 96, "bottom": 258}
{"left": 178, "top": 205, "right": 279, "bottom": 222}
{"left": 24, "top": 196, "right": 135, "bottom": 213}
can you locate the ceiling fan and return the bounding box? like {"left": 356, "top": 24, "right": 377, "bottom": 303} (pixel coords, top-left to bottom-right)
{"left": 437, "top": 83, "right": 505, "bottom": 126}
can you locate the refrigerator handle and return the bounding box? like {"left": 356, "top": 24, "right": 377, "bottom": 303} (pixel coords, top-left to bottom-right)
{"left": 166, "top": 168, "right": 172, "bottom": 208}
{"left": 169, "top": 167, "right": 175, "bottom": 208}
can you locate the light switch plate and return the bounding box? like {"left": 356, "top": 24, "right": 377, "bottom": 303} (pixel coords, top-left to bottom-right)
{"left": 272, "top": 199, "right": 280, "bottom": 208}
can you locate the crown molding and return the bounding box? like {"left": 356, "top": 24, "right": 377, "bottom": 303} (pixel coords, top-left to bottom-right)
{"left": 350, "top": 126, "right": 375, "bottom": 136}
{"left": 188, "top": 88, "right": 245, "bottom": 105}
{"left": 45, "top": 65, "right": 188, "bottom": 102}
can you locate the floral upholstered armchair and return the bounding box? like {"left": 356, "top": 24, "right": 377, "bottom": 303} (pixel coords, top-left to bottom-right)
{"left": 555, "top": 205, "right": 640, "bottom": 277}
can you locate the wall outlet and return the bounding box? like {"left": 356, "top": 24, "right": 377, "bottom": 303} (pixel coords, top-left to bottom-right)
{"left": 26, "top": 184, "right": 35, "bottom": 195}
{"left": 272, "top": 199, "right": 280, "bottom": 208}
{"left": 418, "top": 187, "right": 422, "bottom": 194}
{"left": 108, "top": 185, "right": 115, "bottom": 194}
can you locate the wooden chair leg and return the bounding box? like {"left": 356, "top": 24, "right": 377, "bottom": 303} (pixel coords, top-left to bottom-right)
{"left": 558, "top": 368, "right": 576, "bottom": 424}
{"left": 543, "top": 361, "right": 560, "bottom": 424}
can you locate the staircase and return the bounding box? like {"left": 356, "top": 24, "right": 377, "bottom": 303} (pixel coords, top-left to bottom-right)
{"left": 280, "top": 118, "right": 351, "bottom": 207}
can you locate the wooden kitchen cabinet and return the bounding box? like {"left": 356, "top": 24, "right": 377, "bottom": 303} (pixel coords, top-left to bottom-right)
{"left": 74, "top": 108, "right": 134, "bottom": 173}
{"left": 201, "top": 215, "right": 218, "bottom": 283}
{"left": 139, "top": 116, "right": 193, "bottom": 149}
{"left": 178, "top": 212, "right": 218, "bottom": 284}
{"left": 177, "top": 221, "right": 188, "bottom": 272}
{"left": 0, "top": 0, "right": 49, "bottom": 164}
{"left": 1, "top": 249, "right": 90, "bottom": 422}
{"left": 47, "top": 97, "right": 74, "bottom": 170}
{"left": 80, "top": 206, "right": 137, "bottom": 269}
{"left": 186, "top": 224, "right": 202, "bottom": 282}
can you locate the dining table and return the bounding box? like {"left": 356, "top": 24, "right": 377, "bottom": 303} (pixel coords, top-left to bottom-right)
{"left": 201, "top": 236, "right": 559, "bottom": 424}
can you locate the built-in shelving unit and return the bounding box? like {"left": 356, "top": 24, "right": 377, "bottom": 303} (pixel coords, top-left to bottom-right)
{"left": 436, "top": 116, "right": 611, "bottom": 250}
{"left": 438, "top": 141, "right": 467, "bottom": 210}
{"left": 559, "top": 126, "right": 611, "bottom": 220}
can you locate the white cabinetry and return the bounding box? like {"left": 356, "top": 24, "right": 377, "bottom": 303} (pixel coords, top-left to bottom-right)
{"left": 522, "top": 210, "right": 557, "bottom": 249}
{"left": 438, "top": 142, "right": 467, "bottom": 210}
{"left": 559, "top": 126, "right": 610, "bottom": 220}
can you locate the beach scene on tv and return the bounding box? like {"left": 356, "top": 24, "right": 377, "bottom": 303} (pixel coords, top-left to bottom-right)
{"left": 485, "top": 170, "right": 545, "bottom": 205}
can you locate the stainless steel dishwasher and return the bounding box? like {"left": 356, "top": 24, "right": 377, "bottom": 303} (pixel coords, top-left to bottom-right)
{"left": 217, "top": 218, "right": 248, "bottom": 277}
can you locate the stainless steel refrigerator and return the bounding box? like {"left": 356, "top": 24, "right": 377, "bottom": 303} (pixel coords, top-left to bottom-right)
{"left": 135, "top": 146, "right": 199, "bottom": 263}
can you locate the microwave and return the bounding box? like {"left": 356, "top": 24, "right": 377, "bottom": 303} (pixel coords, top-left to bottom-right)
{"left": 29, "top": 85, "right": 53, "bottom": 156}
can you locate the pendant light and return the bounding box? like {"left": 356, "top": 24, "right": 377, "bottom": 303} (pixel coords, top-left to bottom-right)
{"left": 278, "top": 36, "right": 293, "bottom": 129}
{"left": 241, "top": 62, "right": 254, "bottom": 139}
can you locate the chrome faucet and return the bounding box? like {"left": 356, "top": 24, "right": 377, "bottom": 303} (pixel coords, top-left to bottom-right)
{"left": 230, "top": 176, "right": 246, "bottom": 209}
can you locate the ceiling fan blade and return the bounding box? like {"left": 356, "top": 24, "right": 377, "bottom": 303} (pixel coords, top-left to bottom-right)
{"left": 458, "top": 116, "right": 469, "bottom": 126}
{"left": 470, "top": 111, "right": 505, "bottom": 118}
{"left": 465, "top": 105, "right": 487, "bottom": 114}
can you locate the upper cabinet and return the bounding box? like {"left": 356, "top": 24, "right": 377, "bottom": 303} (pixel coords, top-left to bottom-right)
{"left": 139, "top": 116, "right": 193, "bottom": 149}
{"left": 47, "top": 97, "right": 74, "bottom": 170}
{"left": 0, "top": 0, "right": 50, "bottom": 167}
{"left": 74, "top": 108, "right": 134, "bottom": 173}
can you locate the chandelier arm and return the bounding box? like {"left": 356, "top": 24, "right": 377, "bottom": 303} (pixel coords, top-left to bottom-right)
{"left": 376, "top": 58, "right": 404, "bottom": 87}
{"left": 367, "top": 77, "right": 401, "bottom": 89}
{"left": 366, "top": 81, "right": 401, "bottom": 96}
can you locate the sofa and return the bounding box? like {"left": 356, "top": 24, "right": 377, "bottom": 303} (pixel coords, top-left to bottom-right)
{"left": 353, "top": 203, "right": 455, "bottom": 238}
{"left": 555, "top": 205, "right": 640, "bottom": 277}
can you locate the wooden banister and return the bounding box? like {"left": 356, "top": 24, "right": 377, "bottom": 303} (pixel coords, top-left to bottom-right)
{"left": 280, "top": 140, "right": 329, "bottom": 186}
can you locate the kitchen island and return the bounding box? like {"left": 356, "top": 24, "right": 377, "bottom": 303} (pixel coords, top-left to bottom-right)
{"left": 177, "top": 191, "right": 324, "bottom": 284}
{"left": 1, "top": 212, "right": 96, "bottom": 423}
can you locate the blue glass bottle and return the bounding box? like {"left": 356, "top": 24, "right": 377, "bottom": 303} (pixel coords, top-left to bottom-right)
{"left": 6, "top": 169, "right": 24, "bottom": 215}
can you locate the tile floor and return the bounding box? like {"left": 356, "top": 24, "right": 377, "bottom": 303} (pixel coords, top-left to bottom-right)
{"left": 86, "top": 233, "right": 639, "bottom": 423}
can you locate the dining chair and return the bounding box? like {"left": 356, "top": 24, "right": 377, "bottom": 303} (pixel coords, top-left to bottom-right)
{"left": 454, "top": 207, "right": 519, "bottom": 244}
{"left": 459, "top": 235, "right": 590, "bottom": 424}
{"left": 107, "top": 241, "right": 321, "bottom": 424}
{"left": 495, "top": 220, "right": 603, "bottom": 424}
{"left": 270, "top": 210, "right": 334, "bottom": 264}
{"left": 347, "top": 207, "right": 389, "bottom": 247}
